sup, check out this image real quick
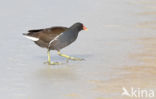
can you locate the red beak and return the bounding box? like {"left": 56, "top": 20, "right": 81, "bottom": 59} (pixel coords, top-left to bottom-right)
{"left": 83, "top": 26, "right": 88, "bottom": 31}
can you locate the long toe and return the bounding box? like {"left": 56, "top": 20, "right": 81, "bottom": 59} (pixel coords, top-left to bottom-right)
{"left": 69, "top": 57, "right": 85, "bottom": 61}
{"left": 44, "top": 61, "right": 63, "bottom": 65}
{"left": 49, "top": 62, "right": 63, "bottom": 65}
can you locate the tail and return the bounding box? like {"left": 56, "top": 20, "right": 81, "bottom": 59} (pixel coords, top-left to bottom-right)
{"left": 23, "top": 33, "right": 39, "bottom": 41}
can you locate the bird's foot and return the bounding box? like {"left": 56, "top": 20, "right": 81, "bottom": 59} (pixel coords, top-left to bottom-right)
{"left": 67, "top": 57, "right": 85, "bottom": 61}
{"left": 44, "top": 61, "right": 63, "bottom": 65}
{"left": 57, "top": 51, "right": 85, "bottom": 61}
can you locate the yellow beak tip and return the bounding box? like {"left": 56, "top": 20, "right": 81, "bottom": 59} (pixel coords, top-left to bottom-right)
{"left": 85, "top": 29, "right": 88, "bottom": 31}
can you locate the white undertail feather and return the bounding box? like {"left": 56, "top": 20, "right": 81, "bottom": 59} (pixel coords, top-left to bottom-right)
{"left": 23, "top": 35, "right": 39, "bottom": 41}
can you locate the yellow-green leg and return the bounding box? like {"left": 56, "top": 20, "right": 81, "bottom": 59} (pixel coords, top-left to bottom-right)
{"left": 57, "top": 51, "right": 84, "bottom": 61}
{"left": 46, "top": 49, "right": 61, "bottom": 65}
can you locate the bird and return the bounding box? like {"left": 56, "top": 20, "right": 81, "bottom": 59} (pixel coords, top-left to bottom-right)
{"left": 23, "top": 22, "right": 88, "bottom": 65}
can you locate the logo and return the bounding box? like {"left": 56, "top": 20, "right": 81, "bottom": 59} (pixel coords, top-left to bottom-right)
{"left": 122, "top": 87, "right": 155, "bottom": 98}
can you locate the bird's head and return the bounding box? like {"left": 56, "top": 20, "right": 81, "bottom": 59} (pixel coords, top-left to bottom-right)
{"left": 71, "top": 22, "right": 88, "bottom": 31}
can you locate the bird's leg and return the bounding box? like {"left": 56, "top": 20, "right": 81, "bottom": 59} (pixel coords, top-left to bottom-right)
{"left": 57, "top": 51, "right": 84, "bottom": 61}
{"left": 47, "top": 49, "right": 51, "bottom": 64}
{"left": 45, "top": 49, "right": 62, "bottom": 65}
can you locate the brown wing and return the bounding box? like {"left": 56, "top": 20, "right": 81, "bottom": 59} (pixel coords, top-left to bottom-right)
{"left": 27, "top": 26, "right": 68, "bottom": 43}
{"left": 37, "top": 27, "right": 68, "bottom": 43}
{"left": 26, "top": 26, "right": 68, "bottom": 48}
{"left": 28, "top": 29, "right": 44, "bottom": 33}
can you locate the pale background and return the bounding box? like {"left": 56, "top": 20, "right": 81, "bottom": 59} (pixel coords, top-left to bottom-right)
{"left": 0, "top": 0, "right": 156, "bottom": 99}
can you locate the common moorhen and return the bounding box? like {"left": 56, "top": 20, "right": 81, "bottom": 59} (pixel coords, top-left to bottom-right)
{"left": 23, "top": 22, "right": 88, "bottom": 65}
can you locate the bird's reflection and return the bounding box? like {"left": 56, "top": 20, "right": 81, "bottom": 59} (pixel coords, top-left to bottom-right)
{"left": 35, "top": 65, "right": 78, "bottom": 82}
{"left": 30, "top": 65, "right": 78, "bottom": 99}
